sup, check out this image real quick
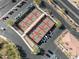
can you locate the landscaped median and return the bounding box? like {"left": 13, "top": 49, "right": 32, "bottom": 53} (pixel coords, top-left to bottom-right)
{"left": 0, "top": 35, "right": 21, "bottom": 59}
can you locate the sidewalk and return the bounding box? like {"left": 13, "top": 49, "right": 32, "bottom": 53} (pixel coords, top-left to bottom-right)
{"left": 68, "top": 0, "right": 79, "bottom": 10}
{"left": 48, "top": 0, "right": 79, "bottom": 32}
{"left": 55, "top": 29, "right": 79, "bottom": 59}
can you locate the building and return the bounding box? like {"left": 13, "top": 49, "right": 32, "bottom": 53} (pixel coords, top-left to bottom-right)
{"left": 55, "top": 29, "right": 79, "bottom": 59}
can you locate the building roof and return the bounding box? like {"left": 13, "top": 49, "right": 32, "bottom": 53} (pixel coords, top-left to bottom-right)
{"left": 55, "top": 30, "right": 79, "bottom": 59}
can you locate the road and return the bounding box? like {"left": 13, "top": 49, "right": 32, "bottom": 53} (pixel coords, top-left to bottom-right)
{"left": 0, "top": 20, "right": 67, "bottom": 59}
{"left": 41, "top": 1, "right": 79, "bottom": 58}
{"left": 0, "top": 0, "right": 22, "bottom": 17}
{"left": 0, "top": 0, "right": 79, "bottom": 59}
{"left": 40, "top": 28, "right": 68, "bottom": 59}
{"left": 62, "top": 0, "right": 79, "bottom": 15}
{"left": 0, "top": 21, "right": 31, "bottom": 59}
{"left": 0, "top": 1, "right": 68, "bottom": 58}
{"left": 0, "top": 0, "right": 34, "bottom": 20}
{"left": 43, "top": 0, "right": 79, "bottom": 36}
{"left": 53, "top": 0, "right": 79, "bottom": 24}
{"left": 0, "top": 20, "right": 44, "bottom": 59}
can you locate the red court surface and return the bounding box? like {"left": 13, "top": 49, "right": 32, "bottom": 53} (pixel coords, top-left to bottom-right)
{"left": 18, "top": 9, "right": 42, "bottom": 32}
{"left": 29, "top": 16, "right": 55, "bottom": 44}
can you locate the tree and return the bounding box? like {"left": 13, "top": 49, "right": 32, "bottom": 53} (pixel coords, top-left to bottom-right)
{"left": 33, "top": 0, "right": 41, "bottom": 5}
{"left": 5, "top": 19, "right": 14, "bottom": 26}
{"left": 0, "top": 35, "right": 21, "bottom": 59}
{"left": 56, "top": 20, "right": 62, "bottom": 28}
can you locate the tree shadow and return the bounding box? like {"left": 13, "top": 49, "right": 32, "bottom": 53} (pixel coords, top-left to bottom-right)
{"left": 37, "top": 48, "right": 45, "bottom": 56}
{"left": 59, "top": 25, "right": 66, "bottom": 30}
{"left": 39, "top": 1, "right": 46, "bottom": 8}
{"left": 16, "top": 45, "right": 29, "bottom": 59}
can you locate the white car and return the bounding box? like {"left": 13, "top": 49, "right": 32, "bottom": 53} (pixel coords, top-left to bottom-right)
{"left": 0, "top": 26, "right": 6, "bottom": 31}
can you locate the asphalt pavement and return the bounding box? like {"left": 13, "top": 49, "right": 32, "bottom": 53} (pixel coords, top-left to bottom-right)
{"left": 0, "top": 0, "right": 79, "bottom": 59}
{"left": 54, "top": 0, "right": 79, "bottom": 24}
{"left": 40, "top": 28, "right": 68, "bottom": 59}
{"left": 0, "top": 20, "right": 67, "bottom": 59}
{"left": 62, "top": 0, "right": 79, "bottom": 15}
{"left": 0, "top": 0, "right": 22, "bottom": 17}
{"left": 43, "top": 0, "right": 79, "bottom": 37}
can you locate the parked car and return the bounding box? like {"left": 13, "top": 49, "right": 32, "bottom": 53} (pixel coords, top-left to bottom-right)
{"left": 0, "top": 26, "right": 6, "bottom": 31}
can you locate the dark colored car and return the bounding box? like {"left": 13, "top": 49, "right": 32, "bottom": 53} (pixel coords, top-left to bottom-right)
{"left": 48, "top": 50, "right": 54, "bottom": 55}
